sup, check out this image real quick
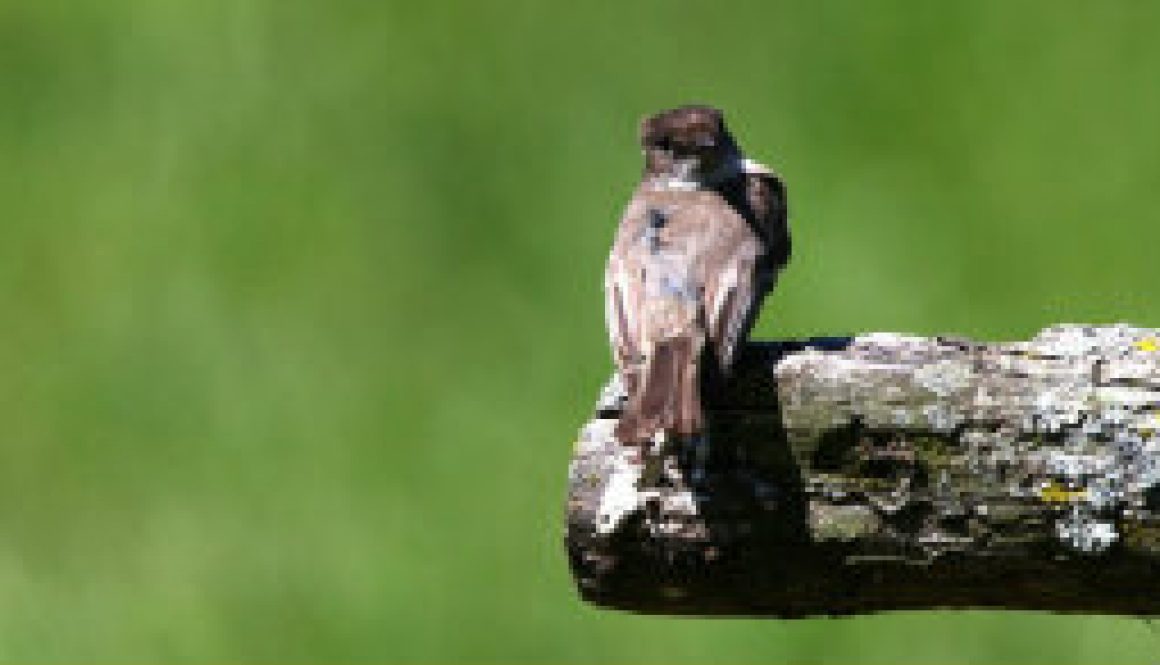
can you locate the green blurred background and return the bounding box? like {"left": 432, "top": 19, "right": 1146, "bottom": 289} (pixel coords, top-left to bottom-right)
{"left": 1, "top": 0, "right": 1158, "bottom": 661}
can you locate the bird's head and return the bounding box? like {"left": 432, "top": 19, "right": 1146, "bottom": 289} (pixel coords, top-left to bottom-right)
{"left": 639, "top": 105, "right": 741, "bottom": 189}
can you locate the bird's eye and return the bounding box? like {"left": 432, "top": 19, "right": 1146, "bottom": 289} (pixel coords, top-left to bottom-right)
{"left": 655, "top": 137, "right": 672, "bottom": 151}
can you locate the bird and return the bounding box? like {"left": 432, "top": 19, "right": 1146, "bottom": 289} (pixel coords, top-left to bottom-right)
{"left": 604, "top": 105, "right": 790, "bottom": 455}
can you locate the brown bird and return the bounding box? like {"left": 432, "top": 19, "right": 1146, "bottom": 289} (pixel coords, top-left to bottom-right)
{"left": 604, "top": 105, "right": 790, "bottom": 449}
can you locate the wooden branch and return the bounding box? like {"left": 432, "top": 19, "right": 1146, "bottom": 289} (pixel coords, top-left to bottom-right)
{"left": 565, "top": 325, "right": 1160, "bottom": 616}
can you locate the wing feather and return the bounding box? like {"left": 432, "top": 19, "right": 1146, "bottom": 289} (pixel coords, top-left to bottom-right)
{"left": 704, "top": 242, "right": 762, "bottom": 373}
{"left": 604, "top": 253, "right": 639, "bottom": 370}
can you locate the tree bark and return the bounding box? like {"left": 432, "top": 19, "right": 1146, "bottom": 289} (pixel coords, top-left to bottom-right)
{"left": 565, "top": 325, "right": 1160, "bottom": 616}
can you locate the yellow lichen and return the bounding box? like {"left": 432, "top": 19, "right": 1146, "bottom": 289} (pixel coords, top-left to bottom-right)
{"left": 1134, "top": 337, "right": 1159, "bottom": 352}
{"left": 1039, "top": 482, "right": 1087, "bottom": 503}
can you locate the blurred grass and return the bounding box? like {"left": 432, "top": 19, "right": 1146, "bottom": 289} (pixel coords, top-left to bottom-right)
{"left": 1, "top": 0, "right": 1159, "bottom": 661}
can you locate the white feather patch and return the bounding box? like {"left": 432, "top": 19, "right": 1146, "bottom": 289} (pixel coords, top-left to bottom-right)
{"left": 741, "top": 158, "right": 776, "bottom": 177}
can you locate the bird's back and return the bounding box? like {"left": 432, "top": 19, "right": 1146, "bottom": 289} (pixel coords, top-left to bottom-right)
{"left": 608, "top": 186, "right": 764, "bottom": 346}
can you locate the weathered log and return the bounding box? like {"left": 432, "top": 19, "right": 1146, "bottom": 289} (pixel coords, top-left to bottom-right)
{"left": 565, "top": 324, "right": 1160, "bottom": 616}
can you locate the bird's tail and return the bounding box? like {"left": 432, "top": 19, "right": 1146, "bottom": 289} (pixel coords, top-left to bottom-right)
{"left": 614, "top": 336, "right": 705, "bottom": 446}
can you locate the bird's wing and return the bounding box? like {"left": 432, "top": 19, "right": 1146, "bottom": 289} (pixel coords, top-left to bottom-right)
{"left": 742, "top": 159, "right": 791, "bottom": 281}
{"left": 701, "top": 162, "right": 790, "bottom": 374}
{"left": 703, "top": 220, "right": 765, "bottom": 374}
{"left": 607, "top": 253, "right": 635, "bottom": 369}
{"left": 603, "top": 205, "right": 649, "bottom": 371}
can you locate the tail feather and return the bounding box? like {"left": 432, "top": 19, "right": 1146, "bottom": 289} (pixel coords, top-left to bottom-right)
{"left": 614, "top": 336, "right": 704, "bottom": 445}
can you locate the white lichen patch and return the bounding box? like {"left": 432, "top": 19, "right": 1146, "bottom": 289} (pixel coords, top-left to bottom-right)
{"left": 594, "top": 452, "right": 645, "bottom": 535}
{"left": 914, "top": 359, "right": 973, "bottom": 397}
{"left": 810, "top": 502, "right": 880, "bottom": 541}
{"left": 1056, "top": 507, "right": 1119, "bottom": 553}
